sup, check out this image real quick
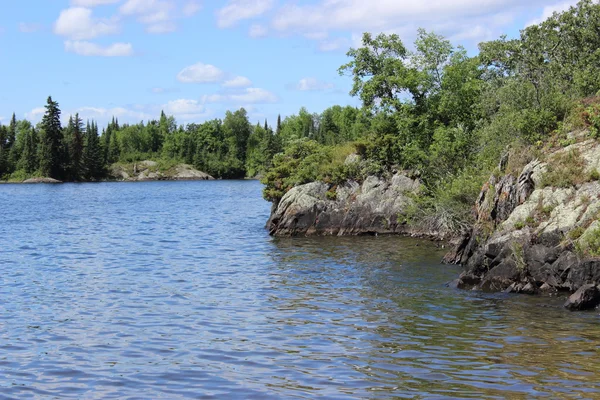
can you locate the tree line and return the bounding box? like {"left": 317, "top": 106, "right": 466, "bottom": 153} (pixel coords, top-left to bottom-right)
{"left": 0, "top": 97, "right": 367, "bottom": 181}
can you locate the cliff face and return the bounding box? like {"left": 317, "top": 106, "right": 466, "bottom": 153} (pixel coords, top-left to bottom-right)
{"left": 446, "top": 135, "right": 600, "bottom": 310}
{"left": 267, "top": 173, "right": 421, "bottom": 236}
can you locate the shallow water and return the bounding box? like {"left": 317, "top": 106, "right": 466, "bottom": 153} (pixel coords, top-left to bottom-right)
{"left": 0, "top": 180, "right": 599, "bottom": 399}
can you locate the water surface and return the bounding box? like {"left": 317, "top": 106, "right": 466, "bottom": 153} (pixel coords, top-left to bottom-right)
{"left": 0, "top": 181, "right": 599, "bottom": 399}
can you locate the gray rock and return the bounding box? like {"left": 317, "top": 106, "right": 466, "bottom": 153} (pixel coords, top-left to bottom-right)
{"left": 445, "top": 134, "right": 600, "bottom": 308}
{"left": 22, "top": 177, "right": 62, "bottom": 184}
{"left": 564, "top": 284, "right": 600, "bottom": 311}
{"left": 267, "top": 173, "right": 421, "bottom": 236}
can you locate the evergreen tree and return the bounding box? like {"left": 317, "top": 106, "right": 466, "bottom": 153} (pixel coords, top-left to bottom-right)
{"left": 18, "top": 128, "right": 38, "bottom": 174}
{"left": 276, "top": 114, "right": 281, "bottom": 136}
{"left": 83, "top": 120, "right": 103, "bottom": 180}
{"left": 38, "top": 96, "right": 64, "bottom": 179}
{"left": 7, "top": 113, "right": 16, "bottom": 149}
{"left": 102, "top": 124, "right": 113, "bottom": 165}
{"left": 66, "top": 114, "right": 84, "bottom": 180}
{"left": 108, "top": 130, "right": 120, "bottom": 164}
{"left": 0, "top": 125, "right": 8, "bottom": 178}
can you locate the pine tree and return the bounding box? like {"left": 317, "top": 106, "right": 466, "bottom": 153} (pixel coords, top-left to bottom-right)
{"left": 18, "top": 128, "right": 38, "bottom": 174}
{"left": 83, "top": 120, "right": 103, "bottom": 180}
{"left": 38, "top": 96, "right": 64, "bottom": 179}
{"left": 7, "top": 113, "right": 16, "bottom": 149}
{"left": 276, "top": 114, "right": 281, "bottom": 136}
{"left": 65, "top": 114, "right": 84, "bottom": 180}
{"left": 0, "top": 125, "right": 7, "bottom": 178}
{"left": 101, "top": 124, "right": 113, "bottom": 165}
{"left": 108, "top": 129, "right": 120, "bottom": 164}
{"left": 264, "top": 119, "right": 268, "bottom": 131}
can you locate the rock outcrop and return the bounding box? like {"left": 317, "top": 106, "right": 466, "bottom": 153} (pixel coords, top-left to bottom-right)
{"left": 447, "top": 135, "right": 600, "bottom": 310}
{"left": 110, "top": 161, "right": 214, "bottom": 182}
{"left": 267, "top": 173, "right": 421, "bottom": 236}
{"left": 22, "top": 177, "right": 62, "bottom": 184}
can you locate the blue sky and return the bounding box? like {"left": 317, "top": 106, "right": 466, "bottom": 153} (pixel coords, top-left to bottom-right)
{"left": 0, "top": 0, "right": 578, "bottom": 127}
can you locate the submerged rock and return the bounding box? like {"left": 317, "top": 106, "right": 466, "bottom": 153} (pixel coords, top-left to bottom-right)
{"left": 267, "top": 173, "right": 421, "bottom": 236}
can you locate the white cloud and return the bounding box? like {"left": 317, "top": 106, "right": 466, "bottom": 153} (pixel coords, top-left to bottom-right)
{"left": 318, "top": 37, "right": 349, "bottom": 52}
{"left": 231, "top": 88, "right": 278, "bottom": 103}
{"left": 183, "top": 1, "right": 202, "bottom": 17}
{"left": 202, "top": 87, "right": 278, "bottom": 104}
{"left": 217, "top": 0, "right": 274, "bottom": 28}
{"left": 65, "top": 40, "right": 133, "bottom": 56}
{"left": 177, "top": 62, "right": 225, "bottom": 83}
{"left": 296, "top": 77, "right": 334, "bottom": 91}
{"left": 526, "top": 1, "right": 577, "bottom": 27}
{"left": 304, "top": 31, "right": 328, "bottom": 40}
{"left": 223, "top": 76, "right": 252, "bottom": 88}
{"left": 75, "top": 106, "right": 154, "bottom": 123}
{"left": 271, "top": 0, "right": 555, "bottom": 46}
{"left": 19, "top": 23, "right": 44, "bottom": 33}
{"left": 25, "top": 107, "right": 46, "bottom": 122}
{"left": 120, "top": 0, "right": 179, "bottom": 33}
{"left": 249, "top": 24, "right": 268, "bottom": 38}
{"left": 162, "top": 99, "right": 207, "bottom": 119}
{"left": 70, "top": 0, "right": 121, "bottom": 6}
{"left": 146, "top": 21, "right": 177, "bottom": 33}
{"left": 54, "top": 7, "right": 119, "bottom": 40}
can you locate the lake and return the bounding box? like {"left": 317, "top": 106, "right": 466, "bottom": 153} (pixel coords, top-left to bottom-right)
{"left": 0, "top": 180, "right": 599, "bottom": 399}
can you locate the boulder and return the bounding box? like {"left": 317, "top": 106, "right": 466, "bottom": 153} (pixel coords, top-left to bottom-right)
{"left": 564, "top": 284, "right": 600, "bottom": 311}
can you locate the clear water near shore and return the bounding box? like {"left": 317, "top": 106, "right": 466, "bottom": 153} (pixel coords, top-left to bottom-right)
{"left": 0, "top": 180, "right": 599, "bottom": 399}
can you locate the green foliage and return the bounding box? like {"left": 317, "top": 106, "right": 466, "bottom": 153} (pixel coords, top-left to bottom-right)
{"left": 540, "top": 149, "right": 586, "bottom": 188}
{"left": 510, "top": 241, "right": 527, "bottom": 272}
{"left": 38, "top": 96, "right": 64, "bottom": 179}
{"left": 514, "top": 221, "right": 526, "bottom": 230}
{"left": 261, "top": 140, "right": 360, "bottom": 202}
{"left": 568, "top": 226, "right": 586, "bottom": 241}
{"left": 579, "top": 225, "right": 600, "bottom": 257}
{"left": 402, "top": 167, "right": 486, "bottom": 236}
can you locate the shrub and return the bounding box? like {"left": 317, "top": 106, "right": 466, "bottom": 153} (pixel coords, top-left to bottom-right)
{"left": 540, "top": 149, "right": 586, "bottom": 188}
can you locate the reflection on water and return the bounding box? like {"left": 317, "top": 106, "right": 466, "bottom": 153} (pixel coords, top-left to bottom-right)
{"left": 0, "top": 181, "right": 598, "bottom": 399}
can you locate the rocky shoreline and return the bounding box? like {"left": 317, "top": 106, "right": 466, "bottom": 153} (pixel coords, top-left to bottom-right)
{"left": 1, "top": 161, "right": 214, "bottom": 184}
{"left": 109, "top": 161, "right": 214, "bottom": 181}
{"left": 266, "top": 172, "right": 422, "bottom": 237}
{"left": 266, "top": 134, "right": 600, "bottom": 311}
{"left": 444, "top": 135, "right": 600, "bottom": 310}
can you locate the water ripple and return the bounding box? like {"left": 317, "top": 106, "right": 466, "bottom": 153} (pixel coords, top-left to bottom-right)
{"left": 0, "top": 181, "right": 599, "bottom": 398}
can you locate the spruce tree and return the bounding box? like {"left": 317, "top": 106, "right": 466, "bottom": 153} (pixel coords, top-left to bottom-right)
{"left": 108, "top": 130, "right": 120, "bottom": 164}
{"left": 7, "top": 113, "right": 16, "bottom": 149}
{"left": 65, "top": 114, "right": 84, "bottom": 180}
{"left": 0, "top": 125, "right": 7, "bottom": 178}
{"left": 18, "top": 128, "right": 38, "bottom": 174}
{"left": 38, "top": 97, "right": 64, "bottom": 179}
{"left": 276, "top": 114, "right": 281, "bottom": 136}
{"left": 83, "top": 120, "right": 103, "bottom": 180}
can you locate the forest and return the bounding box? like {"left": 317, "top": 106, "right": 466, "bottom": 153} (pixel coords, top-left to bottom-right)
{"left": 1, "top": 0, "right": 600, "bottom": 232}
{"left": 0, "top": 98, "right": 364, "bottom": 181}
